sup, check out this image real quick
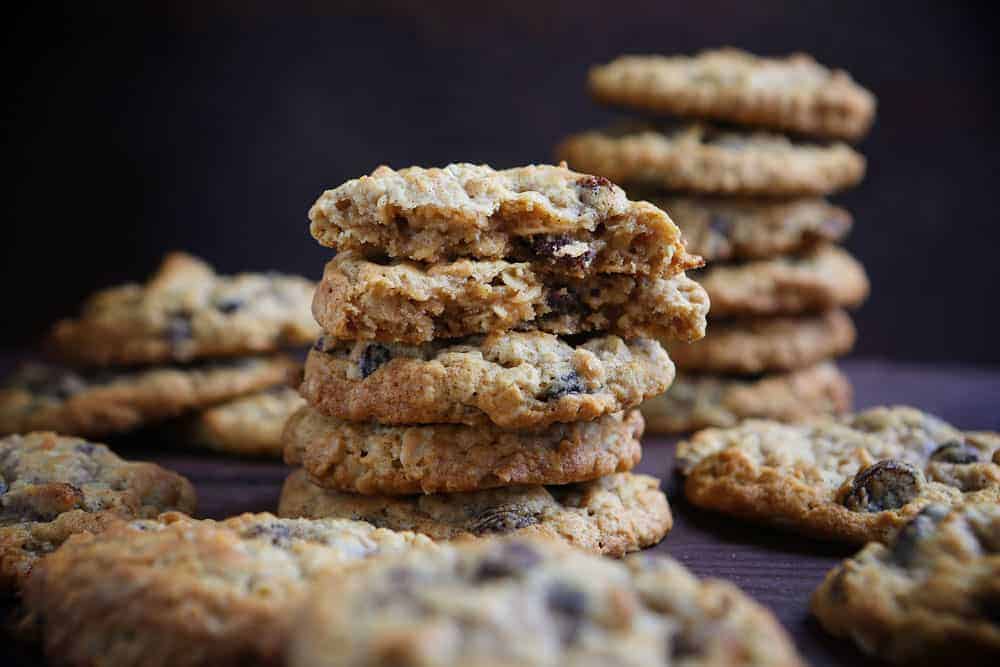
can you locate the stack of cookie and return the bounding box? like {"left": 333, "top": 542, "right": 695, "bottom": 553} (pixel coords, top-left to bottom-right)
{"left": 278, "top": 162, "right": 710, "bottom": 555}
{"left": 556, "top": 48, "right": 876, "bottom": 432}
{"left": 0, "top": 252, "right": 316, "bottom": 456}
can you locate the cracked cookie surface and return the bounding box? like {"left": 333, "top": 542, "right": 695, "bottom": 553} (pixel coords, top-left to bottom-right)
{"left": 0, "top": 357, "right": 296, "bottom": 438}
{"left": 676, "top": 406, "right": 1000, "bottom": 543}
{"left": 811, "top": 503, "right": 1000, "bottom": 663}
{"left": 669, "top": 309, "right": 855, "bottom": 374}
{"left": 588, "top": 49, "right": 876, "bottom": 141}
{"left": 49, "top": 253, "right": 318, "bottom": 366}
{"left": 0, "top": 432, "right": 196, "bottom": 591}
{"left": 556, "top": 123, "right": 865, "bottom": 196}
{"left": 187, "top": 385, "right": 304, "bottom": 457}
{"left": 23, "top": 512, "right": 433, "bottom": 667}
{"left": 279, "top": 469, "right": 670, "bottom": 557}
{"left": 640, "top": 363, "right": 852, "bottom": 433}
{"left": 695, "top": 244, "right": 869, "bottom": 316}
{"left": 302, "top": 331, "right": 674, "bottom": 429}
{"left": 646, "top": 195, "right": 851, "bottom": 262}
{"left": 283, "top": 406, "right": 644, "bottom": 495}
{"left": 289, "top": 536, "right": 805, "bottom": 667}
{"left": 308, "top": 162, "right": 700, "bottom": 277}
{"left": 312, "top": 252, "right": 708, "bottom": 344}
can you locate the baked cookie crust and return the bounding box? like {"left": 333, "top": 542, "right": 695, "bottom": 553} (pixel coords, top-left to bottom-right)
{"left": 187, "top": 385, "right": 304, "bottom": 458}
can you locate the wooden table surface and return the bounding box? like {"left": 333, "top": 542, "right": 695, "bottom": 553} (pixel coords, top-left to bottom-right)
{"left": 5, "top": 357, "right": 1000, "bottom": 666}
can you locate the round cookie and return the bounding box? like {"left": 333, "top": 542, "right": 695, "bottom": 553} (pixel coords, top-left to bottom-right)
{"left": 278, "top": 470, "right": 671, "bottom": 557}
{"left": 668, "top": 309, "right": 856, "bottom": 374}
{"left": 187, "top": 385, "right": 305, "bottom": 458}
{"left": 588, "top": 49, "right": 876, "bottom": 141}
{"left": 309, "top": 162, "right": 700, "bottom": 277}
{"left": 811, "top": 503, "right": 1000, "bottom": 662}
{"left": 302, "top": 331, "right": 674, "bottom": 429}
{"left": 289, "top": 536, "right": 807, "bottom": 667}
{"left": 676, "top": 406, "right": 1000, "bottom": 543}
{"left": 312, "top": 251, "right": 708, "bottom": 344}
{"left": 640, "top": 362, "right": 853, "bottom": 433}
{"left": 555, "top": 123, "right": 866, "bottom": 196}
{"left": 282, "top": 406, "right": 644, "bottom": 495}
{"left": 645, "top": 195, "right": 852, "bottom": 262}
{"left": 23, "top": 512, "right": 434, "bottom": 667}
{"left": 0, "top": 356, "right": 297, "bottom": 438}
{"left": 49, "top": 252, "right": 319, "bottom": 366}
{"left": 695, "top": 244, "right": 869, "bottom": 317}
{"left": 0, "top": 432, "right": 196, "bottom": 591}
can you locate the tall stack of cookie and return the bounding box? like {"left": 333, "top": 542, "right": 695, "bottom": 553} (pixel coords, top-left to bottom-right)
{"left": 0, "top": 252, "right": 316, "bottom": 455}
{"left": 278, "top": 162, "right": 710, "bottom": 555}
{"left": 556, "top": 48, "right": 876, "bottom": 432}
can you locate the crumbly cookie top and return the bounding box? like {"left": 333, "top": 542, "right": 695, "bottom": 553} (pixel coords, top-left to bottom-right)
{"left": 290, "top": 536, "right": 805, "bottom": 667}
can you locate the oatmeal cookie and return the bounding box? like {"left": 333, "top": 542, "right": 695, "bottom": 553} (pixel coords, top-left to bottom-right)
{"left": 302, "top": 331, "right": 674, "bottom": 429}
{"left": 308, "top": 162, "right": 701, "bottom": 277}
{"left": 676, "top": 406, "right": 1000, "bottom": 543}
{"left": 588, "top": 49, "right": 876, "bottom": 141}
{"left": 186, "top": 385, "right": 304, "bottom": 457}
{"left": 0, "top": 432, "right": 195, "bottom": 591}
{"left": 289, "top": 536, "right": 805, "bottom": 667}
{"left": 283, "top": 406, "right": 644, "bottom": 495}
{"left": 312, "top": 251, "right": 708, "bottom": 344}
{"left": 278, "top": 469, "right": 671, "bottom": 556}
{"left": 49, "top": 252, "right": 318, "bottom": 366}
{"left": 556, "top": 123, "right": 866, "bottom": 196}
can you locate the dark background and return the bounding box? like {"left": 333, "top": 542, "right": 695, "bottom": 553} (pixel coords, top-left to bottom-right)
{"left": 4, "top": 1, "right": 998, "bottom": 364}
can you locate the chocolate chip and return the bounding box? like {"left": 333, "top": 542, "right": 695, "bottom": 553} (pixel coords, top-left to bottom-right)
{"left": 468, "top": 506, "right": 539, "bottom": 535}
{"left": 215, "top": 297, "right": 243, "bottom": 314}
{"left": 529, "top": 235, "right": 597, "bottom": 273}
{"left": 358, "top": 344, "right": 391, "bottom": 378}
{"left": 545, "top": 288, "right": 580, "bottom": 316}
{"left": 844, "top": 460, "right": 925, "bottom": 513}
{"left": 929, "top": 441, "right": 980, "bottom": 464}
{"left": 540, "top": 371, "right": 585, "bottom": 400}
{"left": 546, "top": 583, "right": 587, "bottom": 644}
{"left": 474, "top": 541, "right": 541, "bottom": 581}
{"left": 707, "top": 213, "right": 733, "bottom": 237}
{"left": 165, "top": 311, "right": 193, "bottom": 348}
{"left": 890, "top": 504, "right": 950, "bottom": 567}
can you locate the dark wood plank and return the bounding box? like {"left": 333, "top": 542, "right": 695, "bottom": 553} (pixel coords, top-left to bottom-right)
{"left": 4, "top": 357, "right": 999, "bottom": 665}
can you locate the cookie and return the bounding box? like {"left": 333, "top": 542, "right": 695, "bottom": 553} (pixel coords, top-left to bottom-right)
{"left": 695, "top": 244, "right": 869, "bottom": 317}
{"left": 289, "top": 536, "right": 806, "bottom": 667}
{"left": 812, "top": 503, "right": 1000, "bottom": 663}
{"left": 282, "top": 406, "right": 644, "bottom": 495}
{"left": 311, "top": 251, "right": 708, "bottom": 344}
{"left": 676, "top": 406, "right": 1000, "bottom": 543}
{"left": 186, "top": 385, "right": 305, "bottom": 458}
{"left": 23, "top": 512, "right": 434, "bottom": 667}
{"left": 588, "top": 49, "right": 876, "bottom": 141}
{"left": 640, "top": 362, "right": 852, "bottom": 433}
{"left": 0, "top": 356, "right": 296, "bottom": 438}
{"left": 644, "top": 195, "right": 852, "bottom": 262}
{"left": 0, "top": 432, "right": 196, "bottom": 591}
{"left": 278, "top": 469, "right": 671, "bottom": 557}
{"left": 308, "top": 162, "right": 702, "bottom": 277}
{"left": 49, "top": 252, "right": 319, "bottom": 366}
{"left": 669, "top": 309, "right": 856, "bottom": 374}
{"left": 303, "top": 331, "right": 674, "bottom": 429}
{"left": 555, "top": 123, "right": 866, "bottom": 196}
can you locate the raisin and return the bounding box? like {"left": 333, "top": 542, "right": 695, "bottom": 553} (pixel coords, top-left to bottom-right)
{"left": 74, "top": 442, "right": 96, "bottom": 455}
{"left": 0, "top": 477, "right": 7, "bottom": 496}
{"left": 242, "top": 522, "right": 293, "bottom": 547}
{"left": 468, "top": 506, "right": 539, "bottom": 535}
{"left": 474, "top": 541, "right": 541, "bottom": 581}
{"left": 890, "top": 504, "right": 949, "bottom": 567}
{"left": 545, "top": 288, "right": 580, "bottom": 316}
{"left": 358, "top": 344, "right": 391, "bottom": 378}
{"left": 669, "top": 633, "right": 706, "bottom": 660}
{"left": 164, "top": 311, "right": 193, "bottom": 348}
{"left": 546, "top": 583, "right": 587, "bottom": 644}
{"left": 540, "top": 372, "right": 585, "bottom": 400}
{"left": 843, "top": 460, "right": 924, "bottom": 513}
{"left": 529, "top": 235, "right": 597, "bottom": 273}
{"left": 312, "top": 337, "right": 329, "bottom": 352}
{"left": 929, "top": 441, "right": 979, "bottom": 464}
{"left": 215, "top": 297, "right": 244, "bottom": 314}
